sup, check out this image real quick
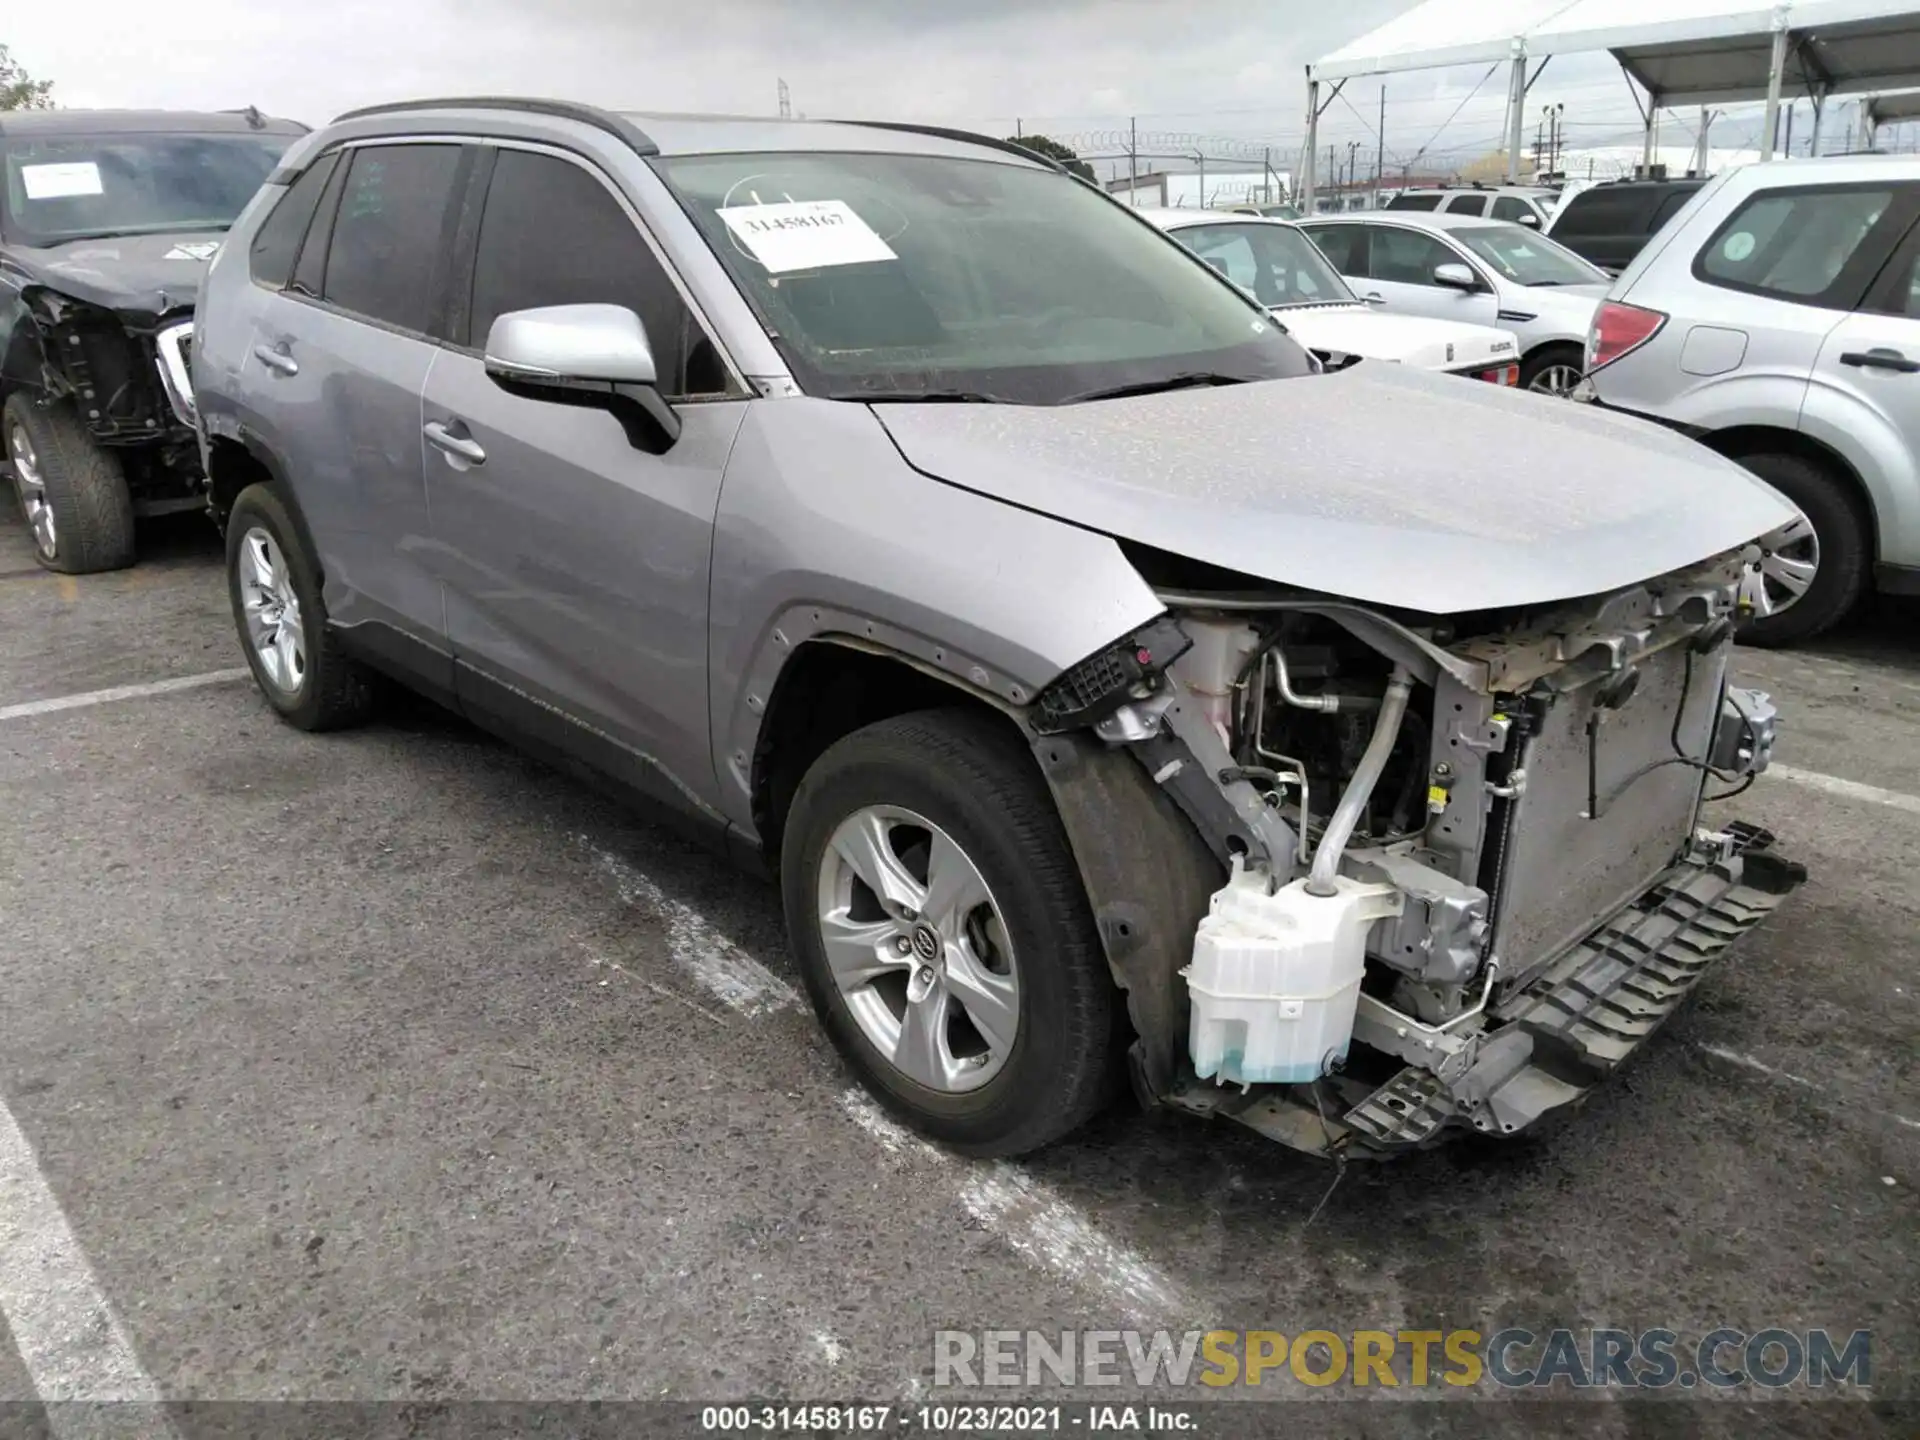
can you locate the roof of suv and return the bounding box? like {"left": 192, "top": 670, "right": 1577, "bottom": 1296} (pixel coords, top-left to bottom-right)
{"left": 321, "top": 97, "right": 1055, "bottom": 168}
{"left": 0, "top": 108, "right": 307, "bottom": 138}
{"left": 1302, "top": 210, "right": 1513, "bottom": 233}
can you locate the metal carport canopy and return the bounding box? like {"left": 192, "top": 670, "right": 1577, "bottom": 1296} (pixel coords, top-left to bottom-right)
{"left": 1301, "top": 0, "right": 1920, "bottom": 201}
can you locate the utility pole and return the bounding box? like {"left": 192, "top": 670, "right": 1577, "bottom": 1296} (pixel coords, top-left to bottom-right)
{"left": 777, "top": 78, "right": 791, "bottom": 119}
{"left": 1128, "top": 117, "right": 1138, "bottom": 205}
{"left": 1014, "top": 118, "right": 1022, "bottom": 138}
{"left": 1373, "top": 84, "right": 1385, "bottom": 211}
{"left": 1327, "top": 144, "right": 1336, "bottom": 211}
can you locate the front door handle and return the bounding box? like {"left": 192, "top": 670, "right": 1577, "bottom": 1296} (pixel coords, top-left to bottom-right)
{"left": 423, "top": 420, "right": 487, "bottom": 466}
{"left": 1840, "top": 347, "right": 1920, "bottom": 373}
{"left": 252, "top": 343, "right": 298, "bottom": 377}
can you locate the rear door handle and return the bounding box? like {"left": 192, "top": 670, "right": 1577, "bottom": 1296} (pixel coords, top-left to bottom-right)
{"left": 252, "top": 343, "right": 298, "bottom": 377}
{"left": 423, "top": 420, "right": 486, "bottom": 466}
{"left": 1839, "top": 347, "right": 1920, "bottom": 373}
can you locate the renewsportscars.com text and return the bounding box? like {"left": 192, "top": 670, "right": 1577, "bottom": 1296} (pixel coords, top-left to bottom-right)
{"left": 933, "top": 1327, "right": 1872, "bottom": 1390}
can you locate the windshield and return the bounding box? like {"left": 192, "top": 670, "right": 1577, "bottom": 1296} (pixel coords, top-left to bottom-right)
{"left": 1450, "top": 224, "right": 1605, "bottom": 286}
{"left": 1, "top": 133, "right": 290, "bottom": 246}
{"left": 654, "top": 150, "right": 1313, "bottom": 403}
{"left": 1169, "top": 221, "right": 1355, "bottom": 307}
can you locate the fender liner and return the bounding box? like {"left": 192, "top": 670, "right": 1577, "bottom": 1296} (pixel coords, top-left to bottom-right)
{"left": 1029, "top": 731, "right": 1221, "bottom": 1105}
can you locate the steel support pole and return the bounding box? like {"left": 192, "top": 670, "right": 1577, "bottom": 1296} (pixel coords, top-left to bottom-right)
{"left": 1303, "top": 75, "right": 1319, "bottom": 210}
{"left": 1505, "top": 50, "right": 1527, "bottom": 182}
{"left": 1759, "top": 24, "right": 1788, "bottom": 161}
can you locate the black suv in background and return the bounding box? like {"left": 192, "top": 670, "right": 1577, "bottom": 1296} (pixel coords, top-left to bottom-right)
{"left": 1546, "top": 177, "right": 1706, "bottom": 275}
{"left": 1, "top": 109, "right": 303, "bottom": 572}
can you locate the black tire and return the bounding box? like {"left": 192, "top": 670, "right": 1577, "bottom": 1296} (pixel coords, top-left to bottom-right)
{"left": 1519, "top": 342, "right": 1585, "bottom": 397}
{"left": 3, "top": 393, "right": 136, "bottom": 574}
{"left": 782, "top": 708, "right": 1121, "bottom": 1158}
{"left": 1730, "top": 450, "right": 1871, "bottom": 647}
{"left": 224, "top": 482, "right": 380, "bottom": 731}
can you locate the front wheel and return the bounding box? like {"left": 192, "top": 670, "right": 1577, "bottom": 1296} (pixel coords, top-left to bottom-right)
{"left": 1520, "top": 343, "right": 1585, "bottom": 398}
{"left": 3, "top": 394, "right": 136, "bottom": 573}
{"left": 781, "top": 709, "right": 1122, "bottom": 1157}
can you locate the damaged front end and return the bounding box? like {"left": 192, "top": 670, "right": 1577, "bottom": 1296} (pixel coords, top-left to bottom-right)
{"left": 1031, "top": 548, "right": 1804, "bottom": 1157}
{"left": 3, "top": 283, "right": 203, "bottom": 512}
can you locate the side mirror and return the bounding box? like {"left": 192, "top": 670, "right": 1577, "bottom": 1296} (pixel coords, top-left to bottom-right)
{"left": 1432, "top": 262, "right": 1479, "bottom": 292}
{"left": 484, "top": 303, "right": 680, "bottom": 450}
{"left": 1517, "top": 212, "right": 1542, "bottom": 229}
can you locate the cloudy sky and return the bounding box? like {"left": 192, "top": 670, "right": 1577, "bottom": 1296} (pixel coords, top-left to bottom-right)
{"left": 5, "top": 0, "right": 1811, "bottom": 174}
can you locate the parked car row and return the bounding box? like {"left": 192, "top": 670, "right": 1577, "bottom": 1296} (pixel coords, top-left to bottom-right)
{"left": 0, "top": 98, "right": 1805, "bottom": 1168}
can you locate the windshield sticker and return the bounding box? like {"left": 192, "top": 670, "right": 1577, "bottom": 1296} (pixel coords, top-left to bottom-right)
{"left": 164, "top": 240, "right": 222, "bottom": 261}
{"left": 717, "top": 199, "right": 897, "bottom": 274}
{"left": 1723, "top": 231, "right": 1756, "bottom": 262}
{"left": 20, "top": 162, "right": 104, "bottom": 200}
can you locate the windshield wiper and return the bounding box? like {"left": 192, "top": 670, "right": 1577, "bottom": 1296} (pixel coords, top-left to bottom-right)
{"left": 1056, "top": 372, "right": 1251, "bottom": 405}
{"left": 846, "top": 389, "right": 1011, "bottom": 405}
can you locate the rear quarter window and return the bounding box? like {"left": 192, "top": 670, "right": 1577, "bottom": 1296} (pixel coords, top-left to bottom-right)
{"left": 1693, "top": 185, "right": 1902, "bottom": 308}
{"left": 1387, "top": 193, "right": 1441, "bottom": 211}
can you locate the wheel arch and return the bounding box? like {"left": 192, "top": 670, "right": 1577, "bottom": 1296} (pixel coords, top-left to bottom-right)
{"left": 749, "top": 637, "right": 1025, "bottom": 868}
{"left": 204, "top": 429, "right": 328, "bottom": 574}
{"left": 1698, "top": 424, "right": 1880, "bottom": 561}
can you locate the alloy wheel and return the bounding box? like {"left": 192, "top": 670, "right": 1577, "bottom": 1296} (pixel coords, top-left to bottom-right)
{"left": 815, "top": 805, "right": 1020, "bottom": 1093}
{"left": 1527, "top": 362, "right": 1584, "bottom": 397}
{"left": 7, "top": 422, "right": 56, "bottom": 560}
{"left": 237, "top": 526, "right": 307, "bottom": 695}
{"left": 1746, "top": 513, "right": 1820, "bottom": 618}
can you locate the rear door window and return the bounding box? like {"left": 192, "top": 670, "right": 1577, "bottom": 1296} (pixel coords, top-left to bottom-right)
{"left": 1445, "top": 193, "right": 1489, "bottom": 217}
{"left": 1387, "top": 193, "right": 1441, "bottom": 211}
{"left": 1303, "top": 224, "right": 1369, "bottom": 276}
{"left": 1694, "top": 184, "right": 1912, "bottom": 307}
{"left": 249, "top": 151, "right": 338, "bottom": 289}
{"left": 319, "top": 143, "right": 464, "bottom": 334}
{"left": 1490, "top": 195, "right": 1534, "bottom": 223}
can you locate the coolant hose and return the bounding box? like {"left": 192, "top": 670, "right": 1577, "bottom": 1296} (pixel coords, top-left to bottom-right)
{"left": 1305, "top": 664, "right": 1413, "bottom": 896}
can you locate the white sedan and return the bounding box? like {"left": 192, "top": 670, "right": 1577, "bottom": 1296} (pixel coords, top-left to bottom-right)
{"left": 1144, "top": 209, "right": 1521, "bottom": 383}
{"left": 1295, "top": 211, "right": 1610, "bottom": 396}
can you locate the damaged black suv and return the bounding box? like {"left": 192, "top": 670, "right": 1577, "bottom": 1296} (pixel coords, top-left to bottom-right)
{"left": 1, "top": 108, "right": 303, "bottom": 572}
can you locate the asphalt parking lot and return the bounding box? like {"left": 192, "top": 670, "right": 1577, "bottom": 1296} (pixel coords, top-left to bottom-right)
{"left": 0, "top": 498, "right": 1914, "bottom": 1437}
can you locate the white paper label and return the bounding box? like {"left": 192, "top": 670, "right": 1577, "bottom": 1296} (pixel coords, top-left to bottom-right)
{"left": 164, "top": 240, "right": 222, "bottom": 261}
{"left": 20, "top": 162, "right": 104, "bottom": 200}
{"left": 717, "top": 199, "right": 896, "bottom": 274}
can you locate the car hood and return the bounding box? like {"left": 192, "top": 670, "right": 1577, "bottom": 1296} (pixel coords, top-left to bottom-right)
{"left": 869, "top": 364, "right": 1797, "bottom": 614}
{"left": 2, "top": 230, "right": 226, "bottom": 322}
{"left": 1279, "top": 305, "right": 1517, "bottom": 371}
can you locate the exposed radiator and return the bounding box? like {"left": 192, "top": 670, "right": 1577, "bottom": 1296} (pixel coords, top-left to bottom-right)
{"left": 1488, "top": 639, "right": 1727, "bottom": 982}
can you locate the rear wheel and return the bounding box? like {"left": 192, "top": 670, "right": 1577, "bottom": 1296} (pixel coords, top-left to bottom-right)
{"left": 225, "top": 482, "right": 381, "bottom": 730}
{"left": 3, "top": 394, "right": 136, "bottom": 574}
{"left": 781, "top": 709, "right": 1121, "bottom": 1157}
{"left": 1730, "top": 450, "right": 1870, "bottom": 646}
{"left": 1520, "top": 343, "right": 1585, "bottom": 397}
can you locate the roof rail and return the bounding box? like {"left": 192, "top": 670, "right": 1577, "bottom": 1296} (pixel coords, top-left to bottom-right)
{"left": 329, "top": 96, "right": 658, "bottom": 155}
{"left": 837, "top": 120, "right": 1065, "bottom": 172}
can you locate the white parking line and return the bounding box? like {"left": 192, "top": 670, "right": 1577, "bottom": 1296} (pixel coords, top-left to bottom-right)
{"left": 0, "top": 1101, "right": 176, "bottom": 1428}
{"left": 0, "top": 669, "right": 250, "bottom": 724}
{"left": 1771, "top": 764, "right": 1920, "bottom": 817}
{"left": 580, "top": 839, "right": 799, "bottom": 1015}
{"left": 1696, "top": 1044, "right": 1920, "bottom": 1132}
{"left": 835, "top": 1090, "right": 1189, "bottom": 1324}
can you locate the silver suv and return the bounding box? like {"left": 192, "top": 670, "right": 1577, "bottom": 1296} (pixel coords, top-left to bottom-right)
{"left": 1583, "top": 154, "right": 1920, "bottom": 643}
{"left": 193, "top": 98, "right": 1801, "bottom": 1161}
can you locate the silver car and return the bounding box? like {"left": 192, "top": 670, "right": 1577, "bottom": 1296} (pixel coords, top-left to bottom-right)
{"left": 1299, "top": 211, "right": 1611, "bottom": 395}
{"left": 191, "top": 100, "right": 1801, "bottom": 1161}
{"left": 1583, "top": 154, "right": 1920, "bottom": 644}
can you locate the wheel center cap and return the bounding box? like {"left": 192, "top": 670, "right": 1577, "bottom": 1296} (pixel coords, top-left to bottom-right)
{"left": 910, "top": 924, "right": 941, "bottom": 964}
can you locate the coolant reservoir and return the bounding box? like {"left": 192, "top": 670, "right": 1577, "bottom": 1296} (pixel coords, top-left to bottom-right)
{"left": 1183, "top": 859, "right": 1402, "bottom": 1088}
